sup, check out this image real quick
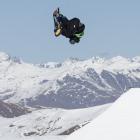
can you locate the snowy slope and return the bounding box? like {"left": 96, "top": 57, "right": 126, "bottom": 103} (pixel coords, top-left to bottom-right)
{"left": 1, "top": 52, "right": 140, "bottom": 108}
{"left": 0, "top": 135, "right": 66, "bottom": 140}
{"left": 0, "top": 104, "right": 110, "bottom": 137}
{"left": 34, "top": 136, "right": 65, "bottom": 140}
{"left": 0, "top": 104, "right": 110, "bottom": 140}
{"left": 66, "top": 88, "right": 140, "bottom": 140}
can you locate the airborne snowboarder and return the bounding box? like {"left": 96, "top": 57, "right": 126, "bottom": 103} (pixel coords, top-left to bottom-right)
{"left": 53, "top": 8, "right": 85, "bottom": 44}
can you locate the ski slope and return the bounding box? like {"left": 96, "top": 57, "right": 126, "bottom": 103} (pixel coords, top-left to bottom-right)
{"left": 66, "top": 88, "right": 140, "bottom": 140}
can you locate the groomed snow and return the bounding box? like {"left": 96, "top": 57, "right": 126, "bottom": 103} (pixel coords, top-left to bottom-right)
{"left": 66, "top": 88, "right": 140, "bottom": 140}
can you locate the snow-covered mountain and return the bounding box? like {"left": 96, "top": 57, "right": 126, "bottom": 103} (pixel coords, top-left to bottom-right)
{"left": 1, "top": 52, "right": 140, "bottom": 108}
{"left": 0, "top": 100, "right": 30, "bottom": 118}
{"left": 66, "top": 88, "right": 140, "bottom": 140}
{"left": 0, "top": 103, "right": 110, "bottom": 139}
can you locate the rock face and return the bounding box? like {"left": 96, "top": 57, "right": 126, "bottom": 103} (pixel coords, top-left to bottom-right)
{"left": 0, "top": 52, "right": 140, "bottom": 109}
{"left": 0, "top": 100, "right": 30, "bottom": 118}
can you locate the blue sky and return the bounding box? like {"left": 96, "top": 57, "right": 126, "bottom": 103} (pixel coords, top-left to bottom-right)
{"left": 0, "top": 0, "right": 140, "bottom": 63}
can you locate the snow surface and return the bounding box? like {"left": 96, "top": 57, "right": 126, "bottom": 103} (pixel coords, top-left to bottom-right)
{"left": 0, "top": 135, "right": 65, "bottom": 140}
{"left": 0, "top": 104, "right": 110, "bottom": 140}
{"left": 66, "top": 88, "right": 140, "bottom": 140}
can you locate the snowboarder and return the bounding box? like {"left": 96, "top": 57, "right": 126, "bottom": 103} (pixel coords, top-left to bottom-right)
{"left": 53, "top": 8, "right": 85, "bottom": 44}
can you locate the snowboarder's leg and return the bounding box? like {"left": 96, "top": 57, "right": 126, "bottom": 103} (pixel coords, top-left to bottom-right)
{"left": 53, "top": 9, "right": 69, "bottom": 37}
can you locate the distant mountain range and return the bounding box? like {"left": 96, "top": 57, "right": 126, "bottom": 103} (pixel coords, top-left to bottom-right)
{"left": 0, "top": 52, "right": 140, "bottom": 109}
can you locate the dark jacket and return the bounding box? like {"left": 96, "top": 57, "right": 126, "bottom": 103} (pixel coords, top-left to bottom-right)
{"left": 57, "top": 16, "right": 85, "bottom": 38}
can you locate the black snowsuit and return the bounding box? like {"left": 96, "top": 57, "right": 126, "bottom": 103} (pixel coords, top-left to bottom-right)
{"left": 55, "top": 14, "right": 85, "bottom": 43}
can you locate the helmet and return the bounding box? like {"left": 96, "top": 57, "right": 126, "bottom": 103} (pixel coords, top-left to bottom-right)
{"left": 69, "top": 37, "right": 80, "bottom": 44}
{"left": 69, "top": 39, "right": 76, "bottom": 44}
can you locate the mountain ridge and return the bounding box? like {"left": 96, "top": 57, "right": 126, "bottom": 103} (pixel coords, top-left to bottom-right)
{"left": 0, "top": 52, "right": 140, "bottom": 108}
